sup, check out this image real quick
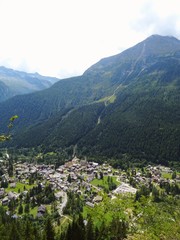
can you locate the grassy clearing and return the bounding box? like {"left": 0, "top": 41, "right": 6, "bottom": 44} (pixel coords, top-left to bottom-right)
{"left": 6, "top": 182, "right": 36, "bottom": 193}
{"left": 46, "top": 204, "right": 52, "bottom": 214}
{"left": 92, "top": 175, "right": 119, "bottom": 185}
{"left": 91, "top": 176, "right": 119, "bottom": 190}
{"left": 29, "top": 206, "right": 38, "bottom": 217}
{"left": 108, "top": 94, "right": 116, "bottom": 103}
{"left": 161, "top": 172, "right": 172, "bottom": 179}
{"left": 91, "top": 177, "right": 109, "bottom": 189}
{"left": 96, "top": 95, "right": 116, "bottom": 104}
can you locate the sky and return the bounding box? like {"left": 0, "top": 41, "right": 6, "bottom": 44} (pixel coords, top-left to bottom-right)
{"left": 0, "top": 0, "right": 179, "bottom": 79}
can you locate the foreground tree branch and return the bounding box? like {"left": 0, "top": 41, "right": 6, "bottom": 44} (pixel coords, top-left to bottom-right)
{"left": 0, "top": 115, "right": 18, "bottom": 142}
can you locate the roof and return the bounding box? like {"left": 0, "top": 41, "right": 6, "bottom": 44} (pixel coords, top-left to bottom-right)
{"left": 93, "top": 195, "right": 103, "bottom": 202}
{"left": 86, "top": 201, "right": 94, "bottom": 208}
{"left": 38, "top": 205, "right": 46, "bottom": 213}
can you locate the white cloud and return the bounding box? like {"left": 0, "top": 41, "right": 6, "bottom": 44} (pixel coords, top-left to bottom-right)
{"left": 132, "top": 0, "right": 180, "bottom": 38}
{"left": 0, "top": 0, "right": 179, "bottom": 78}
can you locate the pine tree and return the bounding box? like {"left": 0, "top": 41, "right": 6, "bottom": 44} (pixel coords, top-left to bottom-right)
{"left": 65, "top": 224, "right": 72, "bottom": 240}
{"left": 86, "top": 216, "right": 94, "bottom": 240}
{"left": 172, "top": 171, "right": 177, "bottom": 179}
{"left": 110, "top": 217, "right": 128, "bottom": 240}
{"left": 152, "top": 185, "right": 160, "bottom": 202}
{"left": 67, "top": 174, "right": 72, "bottom": 183}
{"left": 18, "top": 204, "right": 23, "bottom": 215}
{"left": 44, "top": 217, "right": 55, "bottom": 240}
{"left": 23, "top": 220, "right": 34, "bottom": 240}
{"left": 8, "top": 223, "right": 21, "bottom": 240}
{"left": 77, "top": 214, "right": 85, "bottom": 240}
{"left": 24, "top": 203, "right": 30, "bottom": 214}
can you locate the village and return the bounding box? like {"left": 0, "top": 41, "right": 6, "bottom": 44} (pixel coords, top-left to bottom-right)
{"left": 0, "top": 153, "right": 179, "bottom": 219}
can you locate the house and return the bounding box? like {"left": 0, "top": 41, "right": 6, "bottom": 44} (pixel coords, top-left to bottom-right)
{"left": 92, "top": 162, "right": 99, "bottom": 167}
{"left": 108, "top": 168, "right": 112, "bottom": 173}
{"left": 22, "top": 190, "right": 28, "bottom": 196}
{"left": 37, "top": 205, "right": 46, "bottom": 217}
{"left": 2, "top": 196, "right": 9, "bottom": 205}
{"left": 9, "top": 182, "right": 16, "bottom": 188}
{"left": 0, "top": 188, "right": 5, "bottom": 198}
{"left": 56, "top": 168, "right": 64, "bottom": 173}
{"left": 80, "top": 159, "right": 87, "bottom": 166}
{"left": 77, "top": 190, "right": 82, "bottom": 195}
{"left": 93, "top": 195, "right": 103, "bottom": 203}
{"left": 86, "top": 201, "right": 94, "bottom": 208}
{"left": 12, "top": 214, "right": 19, "bottom": 219}
{"left": 8, "top": 191, "right": 18, "bottom": 200}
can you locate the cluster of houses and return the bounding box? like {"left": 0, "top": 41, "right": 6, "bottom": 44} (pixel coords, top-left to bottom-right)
{"left": 0, "top": 154, "right": 179, "bottom": 215}
{"left": 0, "top": 156, "right": 116, "bottom": 213}
{"left": 119, "top": 164, "right": 180, "bottom": 191}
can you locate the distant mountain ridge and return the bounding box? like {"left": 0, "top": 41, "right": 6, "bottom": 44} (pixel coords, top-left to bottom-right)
{"left": 0, "top": 35, "right": 180, "bottom": 163}
{"left": 0, "top": 66, "right": 59, "bottom": 102}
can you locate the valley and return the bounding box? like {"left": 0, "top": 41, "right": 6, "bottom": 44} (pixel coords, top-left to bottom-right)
{"left": 0, "top": 34, "right": 180, "bottom": 239}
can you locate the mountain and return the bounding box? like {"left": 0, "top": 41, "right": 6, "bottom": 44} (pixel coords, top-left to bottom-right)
{"left": 0, "top": 66, "right": 59, "bottom": 102}
{"left": 0, "top": 35, "right": 180, "bottom": 163}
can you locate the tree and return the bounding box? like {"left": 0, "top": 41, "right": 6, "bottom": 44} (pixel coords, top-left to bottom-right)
{"left": 64, "top": 217, "right": 85, "bottom": 240}
{"left": 24, "top": 203, "right": 30, "bottom": 214}
{"left": 23, "top": 220, "right": 35, "bottom": 240}
{"left": 152, "top": 185, "right": 160, "bottom": 202}
{"left": 0, "top": 115, "right": 18, "bottom": 142}
{"left": 8, "top": 161, "right": 13, "bottom": 177}
{"left": 18, "top": 204, "right": 23, "bottom": 215}
{"left": 67, "top": 174, "right": 72, "bottom": 183}
{"left": 172, "top": 171, "right": 177, "bottom": 179}
{"left": 1, "top": 180, "right": 8, "bottom": 188}
{"left": 77, "top": 214, "right": 85, "bottom": 240}
{"left": 99, "top": 172, "right": 103, "bottom": 179}
{"left": 8, "top": 223, "right": 21, "bottom": 240}
{"left": 44, "top": 217, "right": 55, "bottom": 240}
{"left": 8, "top": 199, "right": 16, "bottom": 213}
{"left": 110, "top": 217, "right": 128, "bottom": 240}
{"left": 86, "top": 216, "right": 94, "bottom": 240}
{"left": 135, "top": 185, "right": 150, "bottom": 201}
{"left": 25, "top": 192, "right": 30, "bottom": 204}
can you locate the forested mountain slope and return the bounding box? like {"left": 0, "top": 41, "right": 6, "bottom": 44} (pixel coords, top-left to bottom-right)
{"left": 0, "top": 35, "right": 180, "bottom": 163}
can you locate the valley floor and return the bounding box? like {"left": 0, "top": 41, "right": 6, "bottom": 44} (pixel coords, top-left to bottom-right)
{"left": 0, "top": 154, "right": 180, "bottom": 239}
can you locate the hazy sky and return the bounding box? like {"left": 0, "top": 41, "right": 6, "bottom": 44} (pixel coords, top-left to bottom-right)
{"left": 0, "top": 0, "right": 179, "bottom": 78}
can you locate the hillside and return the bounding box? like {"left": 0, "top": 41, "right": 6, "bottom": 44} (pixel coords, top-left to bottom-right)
{"left": 0, "top": 66, "right": 59, "bottom": 102}
{"left": 0, "top": 35, "right": 180, "bottom": 163}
